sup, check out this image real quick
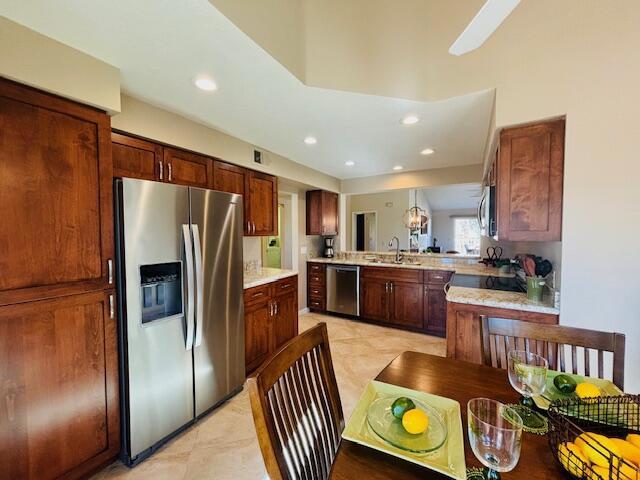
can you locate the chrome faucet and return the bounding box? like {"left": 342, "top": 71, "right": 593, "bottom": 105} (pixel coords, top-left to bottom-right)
{"left": 388, "top": 236, "right": 403, "bottom": 263}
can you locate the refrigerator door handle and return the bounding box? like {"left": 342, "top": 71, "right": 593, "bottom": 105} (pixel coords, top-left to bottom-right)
{"left": 182, "top": 224, "right": 195, "bottom": 351}
{"left": 192, "top": 224, "right": 205, "bottom": 347}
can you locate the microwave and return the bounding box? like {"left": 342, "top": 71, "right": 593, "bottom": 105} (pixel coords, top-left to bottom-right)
{"left": 478, "top": 185, "right": 497, "bottom": 237}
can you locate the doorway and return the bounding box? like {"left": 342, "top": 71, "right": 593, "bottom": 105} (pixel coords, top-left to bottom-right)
{"left": 351, "top": 211, "right": 377, "bottom": 251}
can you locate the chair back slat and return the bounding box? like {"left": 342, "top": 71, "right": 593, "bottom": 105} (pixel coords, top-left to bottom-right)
{"left": 479, "top": 317, "right": 626, "bottom": 389}
{"left": 584, "top": 348, "right": 591, "bottom": 377}
{"left": 559, "top": 343, "right": 566, "bottom": 372}
{"left": 598, "top": 350, "right": 604, "bottom": 379}
{"left": 548, "top": 341, "right": 557, "bottom": 370}
{"left": 248, "top": 323, "right": 344, "bottom": 480}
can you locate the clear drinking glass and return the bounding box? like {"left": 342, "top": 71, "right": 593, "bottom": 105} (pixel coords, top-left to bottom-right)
{"left": 467, "top": 398, "right": 523, "bottom": 480}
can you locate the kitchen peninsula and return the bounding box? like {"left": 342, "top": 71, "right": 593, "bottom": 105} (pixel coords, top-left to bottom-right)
{"left": 308, "top": 252, "right": 559, "bottom": 362}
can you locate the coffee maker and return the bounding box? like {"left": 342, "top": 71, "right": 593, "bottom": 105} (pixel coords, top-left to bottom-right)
{"left": 323, "top": 237, "right": 335, "bottom": 258}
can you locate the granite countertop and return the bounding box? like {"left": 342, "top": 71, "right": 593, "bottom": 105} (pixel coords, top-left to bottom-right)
{"left": 446, "top": 285, "right": 560, "bottom": 315}
{"left": 244, "top": 268, "right": 298, "bottom": 289}
{"left": 307, "top": 257, "right": 512, "bottom": 278}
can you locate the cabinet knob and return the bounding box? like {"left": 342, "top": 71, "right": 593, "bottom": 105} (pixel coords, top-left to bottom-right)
{"left": 159, "top": 161, "right": 164, "bottom": 180}
{"left": 168, "top": 162, "right": 173, "bottom": 182}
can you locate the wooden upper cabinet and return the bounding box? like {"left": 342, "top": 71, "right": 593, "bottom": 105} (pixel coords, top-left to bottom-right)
{"left": 0, "top": 290, "right": 119, "bottom": 479}
{"left": 0, "top": 79, "right": 114, "bottom": 306}
{"left": 213, "top": 160, "right": 246, "bottom": 196}
{"left": 112, "top": 132, "right": 162, "bottom": 181}
{"left": 497, "top": 119, "right": 565, "bottom": 241}
{"left": 245, "top": 170, "right": 278, "bottom": 236}
{"left": 306, "top": 190, "right": 339, "bottom": 235}
{"left": 163, "top": 147, "right": 212, "bottom": 188}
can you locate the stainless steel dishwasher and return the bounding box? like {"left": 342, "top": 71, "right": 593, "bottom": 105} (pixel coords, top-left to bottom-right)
{"left": 326, "top": 264, "right": 360, "bottom": 316}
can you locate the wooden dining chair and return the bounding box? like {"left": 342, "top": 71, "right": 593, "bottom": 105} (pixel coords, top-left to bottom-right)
{"left": 480, "top": 316, "right": 626, "bottom": 389}
{"left": 247, "top": 323, "right": 344, "bottom": 480}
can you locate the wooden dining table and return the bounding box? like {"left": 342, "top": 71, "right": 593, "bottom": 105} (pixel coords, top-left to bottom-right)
{"left": 329, "top": 352, "right": 569, "bottom": 479}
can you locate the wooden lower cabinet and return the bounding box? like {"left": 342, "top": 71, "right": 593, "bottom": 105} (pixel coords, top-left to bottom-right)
{"left": 244, "top": 276, "right": 298, "bottom": 374}
{"left": 307, "top": 263, "right": 326, "bottom": 312}
{"left": 244, "top": 297, "right": 272, "bottom": 373}
{"left": 274, "top": 289, "right": 298, "bottom": 350}
{"left": 424, "top": 286, "right": 448, "bottom": 336}
{"left": 360, "top": 278, "right": 388, "bottom": 321}
{"left": 0, "top": 290, "right": 119, "bottom": 480}
{"left": 446, "top": 301, "right": 559, "bottom": 364}
{"left": 390, "top": 282, "right": 423, "bottom": 328}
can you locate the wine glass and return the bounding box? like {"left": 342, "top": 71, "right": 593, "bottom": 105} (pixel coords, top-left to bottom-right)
{"left": 507, "top": 350, "right": 548, "bottom": 424}
{"left": 467, "top": 398, "right": 523, "bottom": 480}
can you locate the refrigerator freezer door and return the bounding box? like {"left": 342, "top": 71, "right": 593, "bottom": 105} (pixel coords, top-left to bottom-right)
{"left": 119, "top": 179, "right": 195, "bottom": 459}
{"left": 189, "top": 188, "right": 245, "bottom": 416}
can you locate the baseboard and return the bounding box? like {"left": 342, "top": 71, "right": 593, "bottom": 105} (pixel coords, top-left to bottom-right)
{"left": 298, "top": 307, "right": 310, "bottom": 315}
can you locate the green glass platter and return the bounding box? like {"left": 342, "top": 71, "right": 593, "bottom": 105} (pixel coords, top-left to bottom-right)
{"left": 342, "top": 380, "right": 466, "bottom": 480}
{"left": 532, "top": 370, "right": 623, "bottom": 410}
{"left": 366, "top": 396, "right": 448, "bottom": 454}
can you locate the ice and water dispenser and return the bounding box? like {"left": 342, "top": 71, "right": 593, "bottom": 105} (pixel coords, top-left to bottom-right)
{"left": 139, "top": 263, "right": 183, "bottom": 323}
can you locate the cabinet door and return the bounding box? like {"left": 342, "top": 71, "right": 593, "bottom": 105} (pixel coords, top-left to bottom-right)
{"left": 321, "top": 191, "right": 339, "bottom": 235}
{"left": 274, "top": 291, "right": 298, "bottom": 350}
{"left": 360, "top": 278, "right": 389, "bottom": 322}
{"left": 424, "top": 285, "right": 447, "bottom": 336}
{"left": 245, "top": 170, "right": 278, "bottom": 236}
{"left": 0, "top": 80, "right": 114, "bottom": 306}
{"left": 163, "top": 147, "right": 212, "bottom": 188}
{"left": 0, "top": 290, "right": 119, "bottom": 480}
{"left": 213, "top": 160, "right": 245, "bottom": 196}
{"left": 389, "top": 281, "right": 423, "bottom": 328}
{"left": 245, "top": 299, "right": 271, "bottom": 373}
{"left": 306, "top": 190, "right": 322, "bottom": 235}
{"left": 498, "top": 119, "right": 564, "bottom": 241}
{"left": 112, "top": 132, "right": 162, "bottom": 181}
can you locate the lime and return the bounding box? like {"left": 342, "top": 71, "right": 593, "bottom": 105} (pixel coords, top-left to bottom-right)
{"left": 391, "top": 397, "right": 415, "bottom": 420}
{"left": 553, "top": 374, "right": 577, "bottom": 394}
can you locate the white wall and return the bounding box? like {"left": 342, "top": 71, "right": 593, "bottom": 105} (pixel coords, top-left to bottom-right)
{"left": 347, "top": 190, "right": 411, "bottom": 251}
{"left": 0, "top": 17, "right": 121, "bottom": 113}
{"left": 431, "top": 209, "right": 477, "bottom": 253}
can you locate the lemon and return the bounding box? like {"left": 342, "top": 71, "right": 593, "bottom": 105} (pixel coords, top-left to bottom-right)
{"left": 575, "top": 432, "right": 621, "bottom": 467}
{"left": 610, "top": 438, "right": 640, "bottom": 466}
{"left": 628, "top": 435, "right": 640, "bottom": 450}
{"left": 401, "top": 408, "right": 429, "bottom": 434}
{"left": 558, "top": 441, "right": 590, "bottom": 477}
{"left": 576, "top": 382, "right": 601, "bottom": 400}
{"left": 587, "top": 465, "right": 611, "bottom": 480}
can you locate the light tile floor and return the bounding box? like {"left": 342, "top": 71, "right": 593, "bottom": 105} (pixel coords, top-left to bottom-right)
{"left": 92, "top": 313, "right": 446, "bottom": 480}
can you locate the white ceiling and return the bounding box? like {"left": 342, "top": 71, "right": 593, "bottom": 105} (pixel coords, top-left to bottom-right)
{"left": 422, "top": 183, "right": 482, "bottom": 211}
{"left": 0, "top": 0, "right": 494, "bottom": 180}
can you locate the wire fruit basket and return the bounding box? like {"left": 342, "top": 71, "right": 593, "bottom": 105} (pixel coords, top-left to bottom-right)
{"left": 548, "top": 395, "right": 640, "bottom": 479}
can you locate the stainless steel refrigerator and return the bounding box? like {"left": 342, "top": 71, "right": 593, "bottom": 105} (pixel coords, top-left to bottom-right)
{"left": 114, "top": 178, "right": 244, "bottom": 465}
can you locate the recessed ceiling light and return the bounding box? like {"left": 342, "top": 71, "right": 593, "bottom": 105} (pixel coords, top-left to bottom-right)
{"left": 345, "top": 161, "right": 355, "bottom": 166}
{"left": 393, "top": 165, "right": 404, "bottom": 171}
{"left": 401, "top": 115, "right": 420, "bottom": 125}
{"left": 421, "top": 148, "right": 435, "bottom": 155}
{"left": 304, "top": 136, "right": 317, "bottom": 145}
{"left": 193, "top": 75, "right": 217, "bottom": 92}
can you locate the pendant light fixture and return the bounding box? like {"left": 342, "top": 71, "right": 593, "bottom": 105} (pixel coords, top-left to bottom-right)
{"left": 403, "top": 190, "right": 427, "bottom": 230}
